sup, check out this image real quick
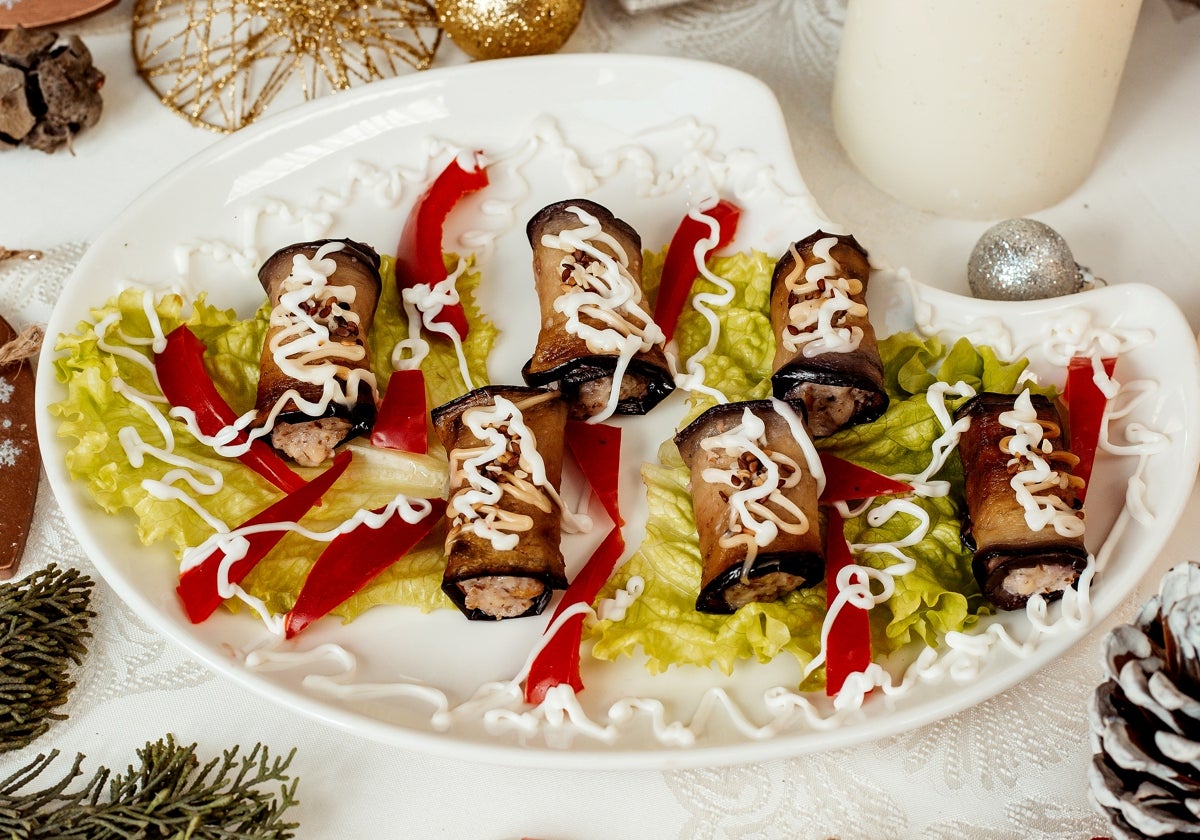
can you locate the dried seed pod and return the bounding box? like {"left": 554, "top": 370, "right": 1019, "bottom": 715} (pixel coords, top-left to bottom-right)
{"left": 0, "top": 26, "right": 104, "bottom": 153}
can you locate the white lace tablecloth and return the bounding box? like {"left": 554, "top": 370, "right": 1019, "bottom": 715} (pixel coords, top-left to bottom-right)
{"left": 3, "top": 2, "right": 1200, "bottom": 837}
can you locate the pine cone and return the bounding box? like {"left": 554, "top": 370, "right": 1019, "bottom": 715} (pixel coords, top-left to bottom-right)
{"left": 1090, "top": 562, "right": 1200, "bottom": 837}
{"left": 0, "top": 26, "right": 103, "bottom": 153}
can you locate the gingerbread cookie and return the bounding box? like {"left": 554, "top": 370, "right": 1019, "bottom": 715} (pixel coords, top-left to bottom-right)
{"left": 0, "top": 313, "right": 39, "bottom": 579}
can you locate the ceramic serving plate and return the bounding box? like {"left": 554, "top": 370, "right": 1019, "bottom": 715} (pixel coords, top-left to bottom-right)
{"left": 35, "top": 55, "right": 1200, "bottom": 769}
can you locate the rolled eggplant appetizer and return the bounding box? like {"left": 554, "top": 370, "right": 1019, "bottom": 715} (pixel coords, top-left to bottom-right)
{"left": 675, "top": 399, "right": 824, "bottom": 614}
{"left": 431, "top": 385, "right": 570, "bottom": 620}
{"left": 955, "top": 390, "right": 1088, "bottom": 610}
{"left": 770, "top": 230, "right": 888, "bottom": 437}
{"left": 254, "top": 238, "right": 381, "bottom": 466}
{"left": 522, "top": 198, "right": 675, "bottom": 421}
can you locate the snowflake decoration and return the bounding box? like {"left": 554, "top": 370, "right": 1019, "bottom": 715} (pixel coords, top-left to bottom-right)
{"left": 0, "top": 439, "right": 21, "bottom": 467}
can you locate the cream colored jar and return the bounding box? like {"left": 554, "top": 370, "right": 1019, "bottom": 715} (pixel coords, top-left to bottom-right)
{"left": 831, "top": 0, "right": 1143, "bottom": 219}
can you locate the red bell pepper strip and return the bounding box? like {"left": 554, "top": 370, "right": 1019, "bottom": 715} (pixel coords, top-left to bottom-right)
{"left": 654, "top": 199, "right": 740, "bottom": 342}
{"left": 156, "top": 325, "right": 305, "bottom": 494}
{"left": 176, "top": 449, "right": 353, "bottom": 624}
{"left": 562, "top": 420, "right": 624, "bottom": 526}
{"left": 524, "top": 422, "right": 624, "bottom": 705}
{"left": 824, "top": 508, "right": 872, "bottom": 696}
{"left": 524, "top": 527, "right": 625, "bottom": 704}
{"left": 284, "top": 496, "right": 447, "bottom": 638}
{"left": 394, "top": 152, "right": 489, "bottom": 341}
{"left": 818, "top": 452, "right": 911, "bottom": 503}
{"left": 370, "top": 368, "right": 429, "bottom": 454}
{"left": 1064, "top": 355, "right": 1117, "bottom": 502}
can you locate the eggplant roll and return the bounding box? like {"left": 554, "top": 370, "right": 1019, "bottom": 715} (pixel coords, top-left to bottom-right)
{"left": 254, "top": 238, "right": 381, "bottom": 466}
{"left": 675, "top": 399, "right": 823, "bottom": 614}
{"left": 770, "top": 230, "right": 887, "bottom": 437}
{"left": 521, "top": 198, "right": 674, "bottom": 421}
{"left": 431, "top": 385, "right": 570, "bottom": 620}
{"left": 955, "top": 391, "right": 1088, "bottom": 610}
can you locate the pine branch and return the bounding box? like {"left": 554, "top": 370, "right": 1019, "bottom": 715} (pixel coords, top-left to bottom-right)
{"left": 0, "top": 565, "right": 95, "bottom": 752}
{"left": 0, "top": 735, "right": 300, "bottom": 838}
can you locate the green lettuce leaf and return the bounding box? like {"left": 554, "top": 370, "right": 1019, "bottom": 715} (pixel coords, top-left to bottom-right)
{"left": 51, "top": 254, "right": 496, "bottom": 622}
{"left": 669, "top": 250, "right": 776, "bottom": 422}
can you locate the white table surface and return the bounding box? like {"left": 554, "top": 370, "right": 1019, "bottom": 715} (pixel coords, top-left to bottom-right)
{"left": 3, "top": 1, "right": 1199, "bottom": 836}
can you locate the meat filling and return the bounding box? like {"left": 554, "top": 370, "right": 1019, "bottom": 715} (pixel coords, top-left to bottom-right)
{"left": 572, "top": 372, "right": 647, "bottom": 420}
{"left": 459, "top": 575, "right": 547, "bottom": 620}
{"left": 722, "top": 571, "right": 809, "bottom": 611}
{"left": 1002, "top": 563, "right": 1081, "bottom": 601}
{"left": 789, "top": 381, "right": 879, "bottom": 438}
{"left": 271, "top": 417, "right": 352, "bottom": 467}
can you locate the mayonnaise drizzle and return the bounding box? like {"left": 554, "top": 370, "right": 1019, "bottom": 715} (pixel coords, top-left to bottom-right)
{"left": 595, "top": 575, "right": 645, "bottom": 622}
{"left": 998, "top": 389, "right": 1085, "bottom": 537}
{"left": 890, "top": 380, "right": 976, "bottom": 498}
{"left": 391, "top": 257, "right": 474, "bottom": 390}
{"left": 449, "top": 394, "right": 590, "bottom": 551}
{"left": 693, "top": 400, "right": 824, "bottom": 575}
{"left": 95, "top": 310, "right": 161, "bottom": 382}
{"left": 802, "top": 497, "right": 927, "bottom": 681}
{"left": 540, "top": 206, "right": 667, "bottom": 423}
{"left": 182, "top": 491, "right": 436, "bottom": 637}
{"left": 700, "top": 408, "right": 809, "bottom": 558}
{"left": 244, "top": 557, "right": 1098, "bottom": 747}
{"left": 779, "top": 237, "right": 867, "bottom": 357}
{"left": 666, "top": 200, "right": 737, "bottom": 403}
{"left": 265, "top": 239, "right": 376, "bottom": 409}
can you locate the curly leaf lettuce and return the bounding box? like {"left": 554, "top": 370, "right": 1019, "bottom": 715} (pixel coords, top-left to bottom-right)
{"left": 672, "top": 251, "right": 776, "bottom": 425}
{"left": 590, "top": 252, "right": 1043, "bottom": 679}
{"left": 51, "top": 254, "right": 495, "bottom": 621}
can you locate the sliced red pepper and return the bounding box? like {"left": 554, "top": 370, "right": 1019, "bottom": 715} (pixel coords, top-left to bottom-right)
{"left": 370, "top": 368, "right": 429, "bottom": 454}
{"left": 524, "top": 422, "right": 624, "bottom": 705}
{"left": 394, "top": 153, "right": 489, "bottom": 341}
{"left": 818, "top": 452, "right": 911, "bottom": 503}
{"left": 176, "top": 449, "right": 353, "bottom": 623}
{"left": 1065, "top": 355, "right": 1117, "bottom": 502}
{"left": 284, "top": 497, "right": 447, "bottom": 638}
{"left": 563, "top": 420, "right": 624, "bottom": 526}
{"left": 524, "top": 526, "right": 625, "bottom": 704}
{"left": 655, "top": 199, "right": 740, "bottom": 342}
{"left": 156, "top": 325, "right": 305, "bottom": 494}
{"left": 824, "top": 508, "right": 872, "bottom": 696}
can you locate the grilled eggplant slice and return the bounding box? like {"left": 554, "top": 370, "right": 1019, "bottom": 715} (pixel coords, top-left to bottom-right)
{"left": 955, "top": 391, "right": 1089, "bottom": 610}
{"left": 770, "top": 230, "right": 887, "bottom": 437}
{"left": 431, "top": 385, "right": 570, "bottom": 620}
{"left": 522, "top": 198, "right": 674, "bottom": 421}
{"left": 675, "top": 399, "right": 824, "bottom": 614}
{"left": 254, "top": 238, "right": 381, "bottom": 466}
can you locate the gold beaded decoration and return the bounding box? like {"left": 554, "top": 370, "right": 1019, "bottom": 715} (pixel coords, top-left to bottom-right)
{"left": 436, "top": 0, "right": 585, "bottom": 61}
{"left": 132, "top": 0, "right": 442, "bottom": 133}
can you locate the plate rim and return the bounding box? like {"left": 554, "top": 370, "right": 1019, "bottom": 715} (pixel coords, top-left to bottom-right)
{"left": 33, "top": 53, "right": 1200, "bottom": 769}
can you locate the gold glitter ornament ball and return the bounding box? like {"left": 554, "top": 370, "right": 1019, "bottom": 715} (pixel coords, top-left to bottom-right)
{"left": 436, "top": 0, "right": 585, "bottom": 60}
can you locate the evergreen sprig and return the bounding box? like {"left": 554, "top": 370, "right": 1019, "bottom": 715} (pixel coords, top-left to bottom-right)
{"left": 0, "top": 564, "right": 95, "bottom": 752}
{"left": 0, "top": 735, "right": 300, "bottom": 838}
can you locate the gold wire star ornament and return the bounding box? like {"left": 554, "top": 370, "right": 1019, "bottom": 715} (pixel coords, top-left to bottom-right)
{"left": 131, "top": 0, "right": 442, "bottom": 133}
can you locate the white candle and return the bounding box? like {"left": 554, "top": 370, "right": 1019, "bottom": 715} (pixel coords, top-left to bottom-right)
{"left": 831, "top": 0, "right": 1143, "bottom": 219}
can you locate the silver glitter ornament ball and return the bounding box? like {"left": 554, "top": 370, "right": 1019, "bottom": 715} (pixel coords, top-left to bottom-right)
{"left": 967, "top": 218, "right": 1084, "bottom": 301}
